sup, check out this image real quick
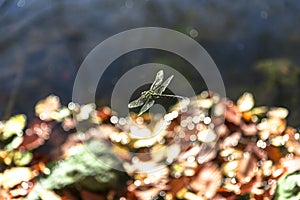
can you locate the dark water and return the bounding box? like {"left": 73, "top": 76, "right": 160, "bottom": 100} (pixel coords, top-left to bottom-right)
{"left": 1, "top": 0, "right": 300, "bottom": 126}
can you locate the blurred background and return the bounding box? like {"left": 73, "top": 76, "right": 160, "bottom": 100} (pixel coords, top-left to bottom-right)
{"left": 0, "top": 0, "right": 300, "bottom": 126}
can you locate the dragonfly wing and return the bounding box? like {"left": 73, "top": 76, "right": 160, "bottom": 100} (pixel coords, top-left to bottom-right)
{"left": 128, "top": 96, "right": 146, "bottom": 108}
{"left": 138, "top": 98, "right": 155, "bottom": 116}
{"left": 156, "top": 75, "right": 174, "bottom": 95}
{"left": 150, "top": 70, "right": 164, "bottom": 90}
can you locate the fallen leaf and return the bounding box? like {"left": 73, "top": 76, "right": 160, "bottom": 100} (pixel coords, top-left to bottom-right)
{"left": 1, "top": 115, "right": 26, "bottom": 140}
{"left": 237, "top": 92, "right": 254, "bottom": 112}
{"left": 35, "top": 95, "right": 61, "bottom": 121}
{"left": 0, "top": 167, "right": 34, "bottom": 189}
{"left": 40, "top": 190, "right": 62, "bottom": 200}
{"left": 189, "top": 162, "right": 222, "bottom": 199}
{"left": 267, "top": 107, "right": 288, "bottom": 119}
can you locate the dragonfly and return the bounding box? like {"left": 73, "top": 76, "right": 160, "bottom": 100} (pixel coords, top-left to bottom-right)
{"left": 128, "top": 70, "right": 184, "bottom": 116}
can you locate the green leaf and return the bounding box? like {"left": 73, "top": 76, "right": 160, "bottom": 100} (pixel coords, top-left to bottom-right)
{"left": 13, "top": 151, "right": 33, "bottom": 166}
{"left": 5, "top": 136, "right": 24, "bottom": 151}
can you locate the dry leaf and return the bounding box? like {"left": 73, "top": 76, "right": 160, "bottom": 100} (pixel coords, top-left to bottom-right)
{"left": 40, "top": 190, "right": 62, "bottom": 200}
{"left": 225, "top": 102, "right": 241, "bottom": 125}
{"left": 267, "top": 107, "right": 288, "bottom": 119}
{"left": 237, "top": 92, "right": 254, "bottom": 112}
{"left": 35, "top": 95, "right": 61, "bottom": 121}
{"left": 20, "top": 120, "right": 52, "bottom": 151}
{"left": 236, "top": 154, "right": 258, "bottom": 184}
{"left": 0, "top": 167, "right": 34, "bottom": 189}
{"left": 197, "top": 128, "right": 217, "bottom": 143}
{"left": 189, "top": 162, "right": 222, "bottom": 199}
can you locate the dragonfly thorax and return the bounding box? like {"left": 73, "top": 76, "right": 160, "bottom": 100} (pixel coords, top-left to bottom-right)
{"left": 128, "top": 70, "right": 180, "bottom": 116}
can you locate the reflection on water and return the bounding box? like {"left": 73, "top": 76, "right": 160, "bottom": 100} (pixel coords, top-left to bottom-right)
{"left": 0, "top": 0, "right": 300, "bottom": 125}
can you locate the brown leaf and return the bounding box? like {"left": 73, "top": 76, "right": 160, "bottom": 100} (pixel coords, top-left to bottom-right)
{"left": 245, "top": 143, "right": 267, "bottom": 160}
{"left": 215, "top": 124, "right": 230, "bottom": 138}
{"left": 285, "top": 127, "right": 300, "bottom": 156}
{"left": 258, "top": 118, "right": 286, "bottom": 137}
{"left": 189, "top": 162, "right": 222, "bottom": 199}
{"left": 133, "top": 186, "right": 168, "bottom": 200}
{"left": 236, "top": 152, "right": 257, "bottom": 184}
{"left": 80, "top": 190, "right": 106, "bottom": 200}
{"left": 265, "top": 145, "right": 282, "bottom": 163}
{"left": 62, "top": 117, "right": 76, "bottom": 131}
{"left": 0, "top": 189, "right": 10, "bottom": 200}
{"left": 39, "top": 190, "right": 62, "bottom": 200}
{"left": 237, "top": 92, "right": 254, "bottom": 112}
{"left": 267, "top": 107, "right": 288, "bottom": 119}
{"left": 168, "top": 176, "right": 189, "bottom": 195}
{"left": 225, "top": 102, "right": 241, "bottom": 125}
{"left": 35, "top": 95, "right": 61, "bottom": 121}
{"left": 19, "top": 120, "right": 53, "bottom": 151}
{"left": 96, "top": 106, "right": 112, "bottom": 122}
{"left": 239, "top": 175, "right": 264, "bottom": 195}
{"left": 219, "top": 132, "right": 241, "bottom": 149}
{"left": 241, "top": 122, "right": 257, "bottom": 136}
{"left": 280, "top": 156, "right": 300, "bottom": 174}
{"left": 0, "top": 167, "right": 34, "bottom": 189}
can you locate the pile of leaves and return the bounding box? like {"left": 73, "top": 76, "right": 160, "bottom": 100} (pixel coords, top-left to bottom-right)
{"left": 0, "top": 92, "right": 299, "bottom": 200}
